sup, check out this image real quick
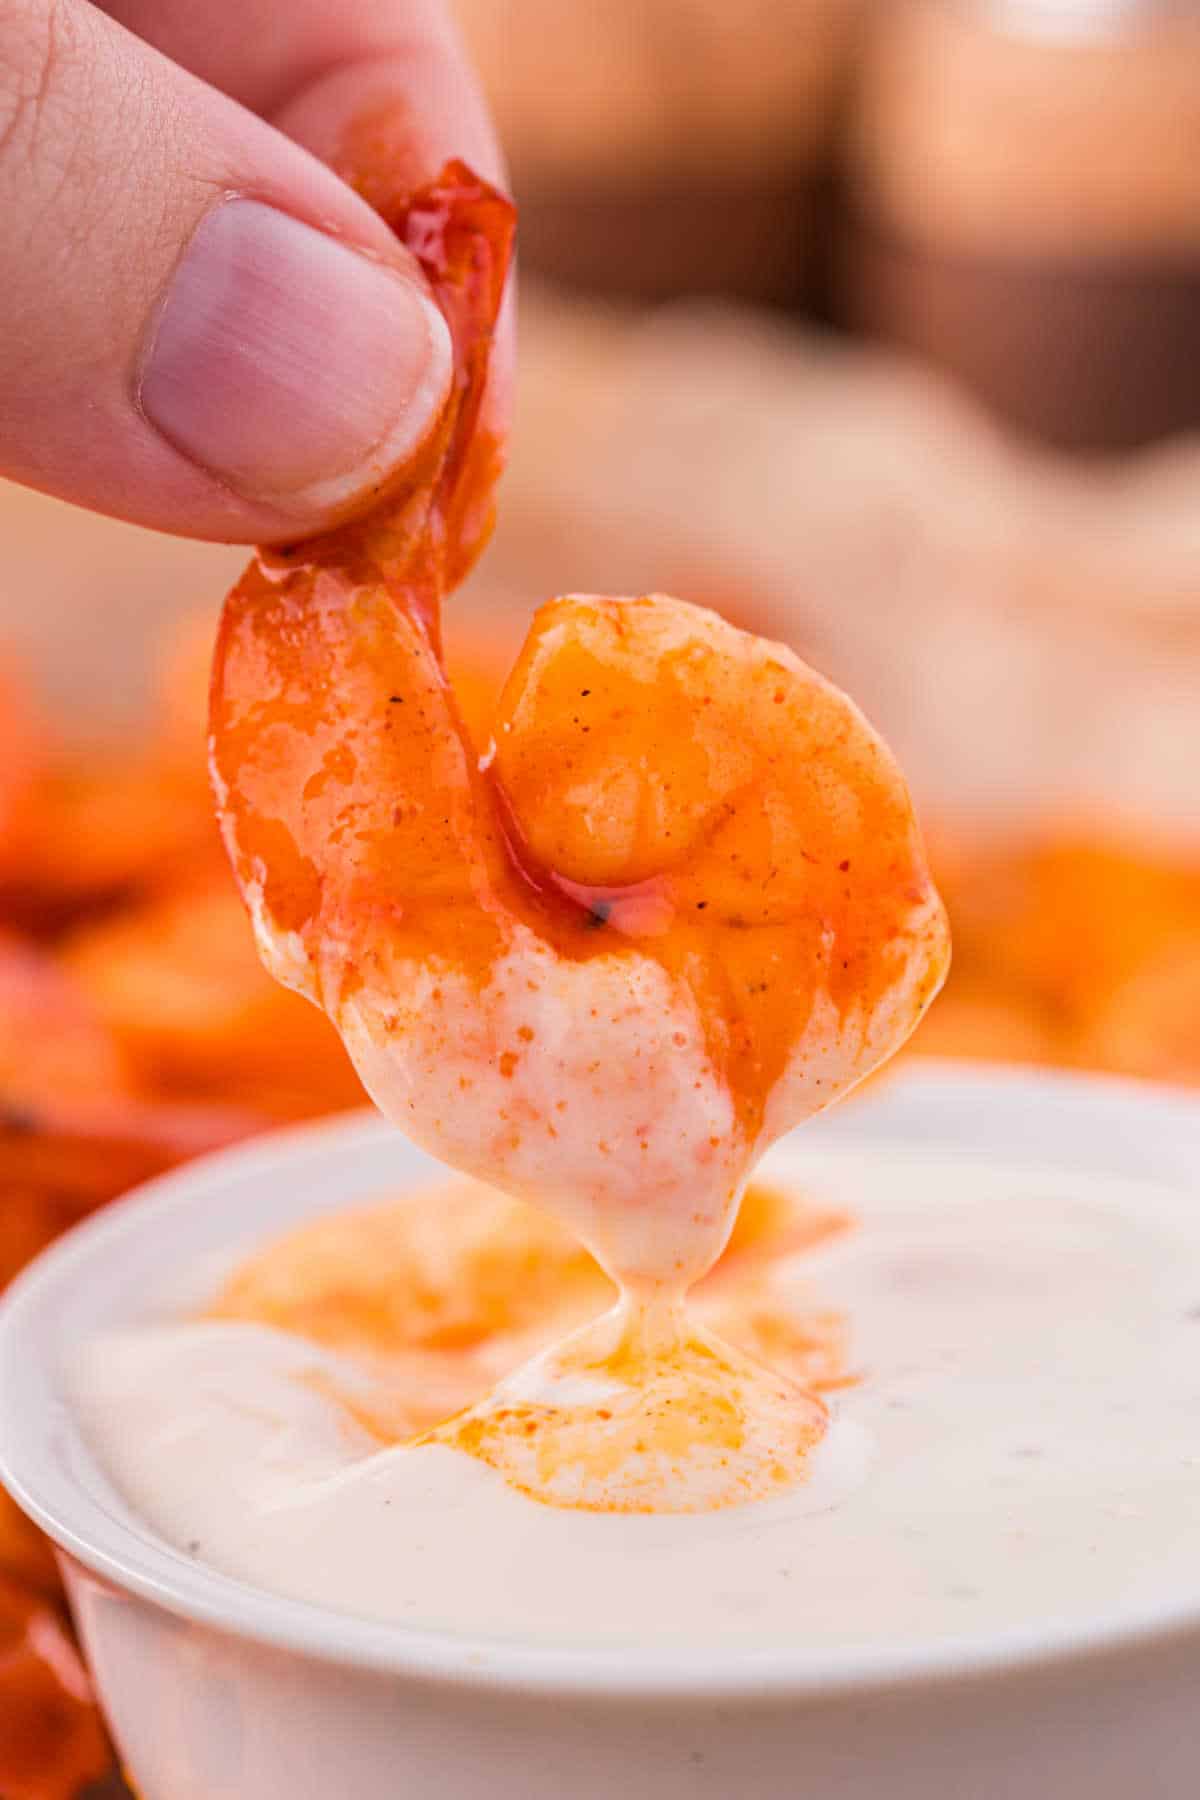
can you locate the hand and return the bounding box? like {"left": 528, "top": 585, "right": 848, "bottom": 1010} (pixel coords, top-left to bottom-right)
{"left": 0, "top": 0, "right": 509, "bottom": 541}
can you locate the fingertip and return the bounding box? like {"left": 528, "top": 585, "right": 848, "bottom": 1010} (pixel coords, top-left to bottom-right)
{"left": 266, "top": 41, "right": 516, "bottom": 467}
{"left": 138, "top": 198, "right": 454, "bottom": 533}
{"left": 270, "top": 40, "right": 507, "bottom": 209}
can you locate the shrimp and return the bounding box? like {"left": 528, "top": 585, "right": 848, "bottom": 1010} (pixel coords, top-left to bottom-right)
{"left": 210, "top": 161, "right": 949, "bottom": 1511}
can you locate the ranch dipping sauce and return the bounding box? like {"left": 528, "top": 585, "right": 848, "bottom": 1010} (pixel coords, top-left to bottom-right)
{"left": 72, "top": 1146, "right": 1200, "bottom": 1653}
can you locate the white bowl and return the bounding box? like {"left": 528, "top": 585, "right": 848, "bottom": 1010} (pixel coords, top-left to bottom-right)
{"left": 2, "top": 1062, "right": 1200, "bottom": 1800}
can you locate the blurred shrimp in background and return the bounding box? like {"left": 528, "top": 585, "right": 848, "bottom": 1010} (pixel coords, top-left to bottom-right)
{"left": 2, "top": 0, "right": 1199, "bottom": 1789}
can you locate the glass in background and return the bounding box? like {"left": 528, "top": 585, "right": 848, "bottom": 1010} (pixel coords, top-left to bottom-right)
{"left": 842, "top": 0, "right": 1200, "bottom": 449}
{"left": 453, "top": 0, "right": 866, "bottom": 308}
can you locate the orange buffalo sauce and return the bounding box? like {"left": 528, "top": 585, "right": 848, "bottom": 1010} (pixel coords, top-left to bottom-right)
{"left": 211, "top": 1175, "right": 853, "bottom": 1511}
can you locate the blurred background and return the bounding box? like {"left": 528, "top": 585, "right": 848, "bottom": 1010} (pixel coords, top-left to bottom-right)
{"left": 3, "top": 4, "right": 1200, "bottom": 1786}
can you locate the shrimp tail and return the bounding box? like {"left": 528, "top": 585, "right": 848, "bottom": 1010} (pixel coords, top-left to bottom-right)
{"left": 209, "top": 164, "right": 516, "bottom": 1003}
{"left": 399, "top": 162, "right": 516, "bottom": 598}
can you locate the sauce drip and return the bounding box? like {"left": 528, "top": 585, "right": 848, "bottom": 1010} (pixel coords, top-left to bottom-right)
{"left": 209, "top": 155, "right": 949, "bottom": 1511}
{"left": 426, "top": 1293, "right": 829, "bottom": 1513}
{"left": 210, "top": 1177, "right": 851, "bottom": 1513}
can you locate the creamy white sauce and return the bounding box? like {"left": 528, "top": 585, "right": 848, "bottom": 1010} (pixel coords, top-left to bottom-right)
{"left": 71, "top": 1152, "right": 1200, "bottom": 1652}
{"left": 336, "top": 931, "right": 745, "bottom": 1287}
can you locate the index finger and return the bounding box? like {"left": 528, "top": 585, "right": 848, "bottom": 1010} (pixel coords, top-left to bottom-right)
{"left": 99, "top": 0, "right": 504, "bottom": 184}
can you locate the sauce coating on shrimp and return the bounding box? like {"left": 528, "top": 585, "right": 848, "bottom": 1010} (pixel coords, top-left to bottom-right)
{"left": 210, "top": 160, "right": 949, "bottom": 1510}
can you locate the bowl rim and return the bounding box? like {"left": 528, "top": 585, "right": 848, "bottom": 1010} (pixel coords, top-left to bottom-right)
{"left": 3, "top": 1060, "right": 1200, "bottom": 1703}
